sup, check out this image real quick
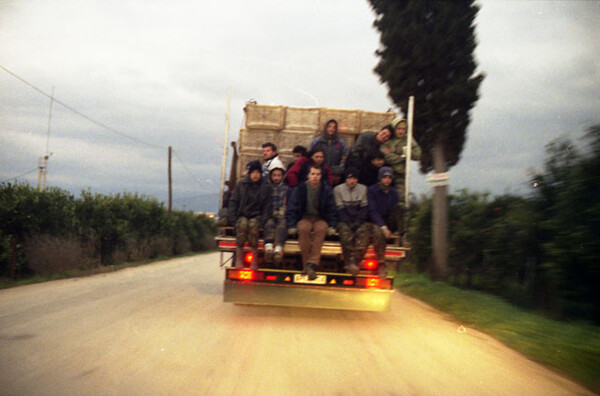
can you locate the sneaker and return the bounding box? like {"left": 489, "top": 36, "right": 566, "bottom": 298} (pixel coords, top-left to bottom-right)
{"left": 345, "top": 263, "right": 360, "bottom": 276}
{"left": 264, "top": 243, "right": 274, "bottom": 263}
{"left": 305, "top": 262, "right": 317, "bottom": 280}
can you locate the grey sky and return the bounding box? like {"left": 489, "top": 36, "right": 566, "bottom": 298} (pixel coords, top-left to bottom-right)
{"left": 1, "top": 0, "right": 599, "bottom": 212}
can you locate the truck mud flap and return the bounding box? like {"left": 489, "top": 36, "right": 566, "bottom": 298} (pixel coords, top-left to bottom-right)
{"left": 224, "top": 281, "right": 393, "bottom": 312}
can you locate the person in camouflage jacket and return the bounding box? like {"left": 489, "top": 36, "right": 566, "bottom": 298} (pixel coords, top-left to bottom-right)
{"left": 380, "top": 118, "right": 421, "bottom": 202}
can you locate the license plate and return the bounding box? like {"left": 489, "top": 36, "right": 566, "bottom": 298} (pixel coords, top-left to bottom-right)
{"left": 293, "top": 274, "right": 327, "bottom": 285}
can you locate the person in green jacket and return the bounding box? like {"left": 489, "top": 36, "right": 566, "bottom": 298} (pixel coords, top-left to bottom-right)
{"left": 380, "top": 117, "right": 422, "bottom": 202}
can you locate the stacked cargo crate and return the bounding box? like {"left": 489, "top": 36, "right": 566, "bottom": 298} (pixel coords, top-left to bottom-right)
{"left": 236, "top": 103, "right": 396, "bottom": 181}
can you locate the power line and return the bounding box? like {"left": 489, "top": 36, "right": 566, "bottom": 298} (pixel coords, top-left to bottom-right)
{"left": 1, "top": 168, "right": 39, "bottom": 184}
{"left": 171, "top": 148, "right": 205, "bottom": 190}
{"left": 0, "top": 63, "right": 163, "bottom": 149}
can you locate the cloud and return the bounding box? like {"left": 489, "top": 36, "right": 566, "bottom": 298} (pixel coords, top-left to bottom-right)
{"left": 1, "top": 0, "right": 599, "bottom": 212}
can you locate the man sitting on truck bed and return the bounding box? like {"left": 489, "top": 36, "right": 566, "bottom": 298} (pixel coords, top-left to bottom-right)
{"left": 228, "top": 161, "right": 273, "bottom": 269}
{"left": 333, "top": 167, "right": 370, "bottom": 276}
{"left": 368, "top": 166, "right": 403, "bottom": 278}
{"left": 286, "top": 164, "right": 338, "bottom": 280}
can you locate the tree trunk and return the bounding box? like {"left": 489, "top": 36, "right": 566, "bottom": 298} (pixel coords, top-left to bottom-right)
{"left": 432, "top": 139, "right": 449, "bottom": 280}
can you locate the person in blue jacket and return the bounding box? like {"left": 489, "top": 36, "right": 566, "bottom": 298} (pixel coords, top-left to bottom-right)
{"left": 367, "top": 166, "right": 403, "bottom": 277}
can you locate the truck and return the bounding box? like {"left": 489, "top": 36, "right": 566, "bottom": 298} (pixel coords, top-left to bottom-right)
{"left": 216, "top": 103, "right": 409, "bottom": 312}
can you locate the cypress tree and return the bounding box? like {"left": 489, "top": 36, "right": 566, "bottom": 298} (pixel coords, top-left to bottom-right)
{"left": 369, "top": 0, "right": 484, "bottom": 278}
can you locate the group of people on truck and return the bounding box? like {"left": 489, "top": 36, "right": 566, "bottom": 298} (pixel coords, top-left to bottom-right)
{"left": 225, "top": 116, "right": 421, "bottom": 280}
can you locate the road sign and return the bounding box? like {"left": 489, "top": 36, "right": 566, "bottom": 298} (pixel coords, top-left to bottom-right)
{"left": 426, "top": 172, "right": 449, "bottom": 187}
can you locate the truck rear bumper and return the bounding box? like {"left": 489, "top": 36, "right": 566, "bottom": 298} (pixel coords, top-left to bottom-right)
{"left": 224, "top": 280, "right": 393, "bottom": 312}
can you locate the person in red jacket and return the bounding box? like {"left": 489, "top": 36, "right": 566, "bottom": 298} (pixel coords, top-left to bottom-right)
{"left": 286, "top": 147, "right": 333, "bottom": 187}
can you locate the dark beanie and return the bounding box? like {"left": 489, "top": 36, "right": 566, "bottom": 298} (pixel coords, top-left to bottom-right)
{"left": 247, "top": 160, "right": 262, "bottom": 174}
{"left": 344, "top": 167, "right": 360, "bottom": 179}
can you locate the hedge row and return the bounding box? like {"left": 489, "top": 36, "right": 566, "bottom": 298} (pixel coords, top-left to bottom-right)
{"left": 0, "top": 183, "right": 216, "bottom": 277}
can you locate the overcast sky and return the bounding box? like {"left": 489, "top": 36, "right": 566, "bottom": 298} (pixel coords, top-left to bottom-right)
{"left": 1, "top": 0, "right": 599, "bottom": 212}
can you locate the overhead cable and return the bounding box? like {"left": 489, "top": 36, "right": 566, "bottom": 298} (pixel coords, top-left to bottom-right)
{"left": 1, "top": 168, "right": 39, "bottom": 184}
{"left": 172, "top": 148, "right": 204, "bottom": 190}
{"left": 0, "top": 63, "right": 163, "bottom": 149}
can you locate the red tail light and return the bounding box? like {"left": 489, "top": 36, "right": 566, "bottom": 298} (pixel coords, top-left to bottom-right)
{"left": 244, "top": 252, "right": 254, "bottom": 264}
{"left": 228, "top": 269, "right": 261, "bottom": 281}
{"left": 365, "top": 277, "right": 381, "bottom": 288}
{"left": 239, "top": 269, "right": 254, "bottom": 281}
{"left": 363, "top": 258, "right": 378, "bottom": 270}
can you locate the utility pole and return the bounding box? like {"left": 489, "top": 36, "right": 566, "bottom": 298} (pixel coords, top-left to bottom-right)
{"left": 168, "top": 146, "right": 172, "bottom": 216}
{"left": 38, "top": 86, "right": 55, "bottom": 192}
{"left": 404, "top": 96, "right": 415, "bottom": 208}
{"left": 219, "top": 87, "right": 231, "bottom": 211}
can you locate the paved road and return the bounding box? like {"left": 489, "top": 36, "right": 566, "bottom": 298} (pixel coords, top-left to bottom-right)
{"left": 0, "top": 253, "right": 592, "bottom": 395}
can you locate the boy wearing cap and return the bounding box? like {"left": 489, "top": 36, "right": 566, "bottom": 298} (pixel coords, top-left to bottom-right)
{"left": 333, "top": 167, "right": 370, "bottom": 275}
{"left": 263, "top": 163, "right": 288, "bottom": 266}
{"left": 228, "top": 161, "right": 273, "bottom": 269}
{"left": 381, "top": 118, "right": 421, "bottom": 200}
{"left": 367, "top": 166, "right": 403, "bottom": 277}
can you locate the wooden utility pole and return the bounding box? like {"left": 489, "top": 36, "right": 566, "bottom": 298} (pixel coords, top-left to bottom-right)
{"left": 168, "top": 146, "right": 172, "bottom": 216}
{"left": 219, "top": 87, "right": 231, "bottom": 211}
{"left": 404, "top": 96, "right": 415, "bottom": 208}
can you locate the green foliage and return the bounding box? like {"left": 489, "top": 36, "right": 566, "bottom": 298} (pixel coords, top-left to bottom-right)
{"left": 0, "top": 183, "right": 216, "bottom": 277}
{"left": 531, "top": 127, "right": 600, "bottom": 321}
{"left": 369, "top": 0, "right": 484, "bottom": 172}
{"left": 408, "top": 125, "right": 600, "bottom": 323}
{"left": 397, "top": 273, "right": 600, "bottom": 393}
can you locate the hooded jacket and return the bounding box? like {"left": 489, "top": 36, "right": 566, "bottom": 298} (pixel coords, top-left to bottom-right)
{"left": 228, "top": 175, "right": 273, "bottom": 226}
{"left": 381, "top": 134, "right": 422, "bottom": 179}
{"left": 309, "top": 120, "right": 348, "bottom": 167}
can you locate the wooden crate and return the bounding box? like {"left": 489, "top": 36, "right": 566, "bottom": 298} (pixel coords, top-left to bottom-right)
{"left": 284, "top": 107, "right": 321, "bottom": 131}
{"left": 278, "top": 129, "right": 316, "bottom": 152}
{"left": 338, "top": 132, "right": 359, "bottom": 151}
{"left": 359, "top": 110, "right": 396, "bottom": 133}
{"left": 239, "top": 129, "right": 278, "bottom": 151}
{"left": 320, "top": 108, "right": 360, "bottom": 134}
{"left": 244, "top": 103, "right": 285, "bottom": 130}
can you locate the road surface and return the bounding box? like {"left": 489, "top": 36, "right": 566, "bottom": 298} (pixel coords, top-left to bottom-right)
{"left": 0, "top": 253, "right": 592, "bottom": 395}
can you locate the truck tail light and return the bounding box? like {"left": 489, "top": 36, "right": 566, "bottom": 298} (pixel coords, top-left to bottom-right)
{"left": 363, "top": 258, "right": 378, "bottom": 270}
{"left": 365, "top": 277, "right": 381, "bottom": 288}
{"left": 239, "top": 269, "right": 254, "bottom": 281}
{"left": 227, "top": 269, "right": 263, "bottom": 281}
{"left": 244, "top": 252, "right": 254, "bottom": 264}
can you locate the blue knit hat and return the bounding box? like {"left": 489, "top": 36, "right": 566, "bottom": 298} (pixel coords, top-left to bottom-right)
{"left": 378, "top": 166, "right": 393, "bottom": 180}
